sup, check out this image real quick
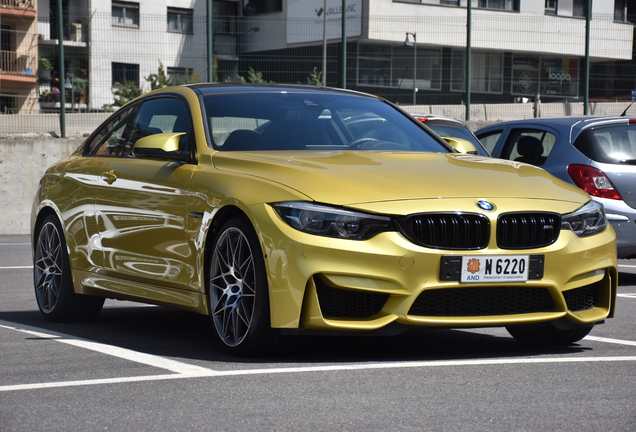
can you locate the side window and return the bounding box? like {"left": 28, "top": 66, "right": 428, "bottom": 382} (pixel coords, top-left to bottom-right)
{"left": 500, "top": 128, "right": 557, "bottom": 167}
{"left": 128, "top": 97, "right": 193, "bottom": 155}
{"left": 476, "top": 129, "right": 503, "bottom": 154}
{"left": 86, "top": 104, "right": 139, "bottom": 156}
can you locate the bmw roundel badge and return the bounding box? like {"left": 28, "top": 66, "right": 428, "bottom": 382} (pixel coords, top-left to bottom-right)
{"left": 476, "top": 200, "right": 495, "bottom": 211}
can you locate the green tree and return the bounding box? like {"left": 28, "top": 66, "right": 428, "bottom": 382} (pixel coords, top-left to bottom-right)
{"left": 112, "top": 81, "right": 142, "bottom": 107}
{"left": 233, "top": 67, "right": 274, "bottom": 84}
{"left": 145, "top": 61, "right": 171, "bottom": 90}
{"left": 146, "top": 61, "right": 204, "bottom": 88}
{"left": 307, "top": 67, "right": 323, "bottom": 86}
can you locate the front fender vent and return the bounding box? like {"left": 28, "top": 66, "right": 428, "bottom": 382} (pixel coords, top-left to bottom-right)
{"left": 315, "top": 276, "right": 389, "bottom": 319}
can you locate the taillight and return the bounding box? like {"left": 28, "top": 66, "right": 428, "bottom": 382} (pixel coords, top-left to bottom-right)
{"left": 567, "top": 164, "right": 622, "bottom": 200}
{"left": 415, "top": 117, "right": 428, "bottom": 123}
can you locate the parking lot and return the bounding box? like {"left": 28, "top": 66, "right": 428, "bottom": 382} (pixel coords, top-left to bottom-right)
{"left": 1, "top": 234, "right": 635, "bottom": 431}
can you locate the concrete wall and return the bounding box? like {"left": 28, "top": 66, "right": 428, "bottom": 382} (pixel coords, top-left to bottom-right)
{"left": 0, "top": 138, "right": 83, "bottom": 236}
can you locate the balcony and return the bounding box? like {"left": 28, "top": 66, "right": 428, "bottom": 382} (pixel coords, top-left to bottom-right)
{"left": 0, "top": 0, "right": 36, "bottom": 19}
{"left": 0, "top": 50, "right": 37, "bottom": 83}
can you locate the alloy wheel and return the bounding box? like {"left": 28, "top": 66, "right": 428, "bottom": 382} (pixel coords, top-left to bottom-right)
{"left": 210, "top": 226, "right": 257, "bottom": 347}
{"left": 34, "top": 221, "right": 64, "bottom": 313}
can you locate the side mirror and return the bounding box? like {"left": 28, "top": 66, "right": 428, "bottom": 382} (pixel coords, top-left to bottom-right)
{"left": 442, "top": 137, "right": 478, "bottom": 155}
{"left": 133, "top": 132, "right": 190, "bottom": 161}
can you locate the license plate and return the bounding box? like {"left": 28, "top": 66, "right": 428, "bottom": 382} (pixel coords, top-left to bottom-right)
{"left": 460, "top": 255, "right": 529, "bottom": 283}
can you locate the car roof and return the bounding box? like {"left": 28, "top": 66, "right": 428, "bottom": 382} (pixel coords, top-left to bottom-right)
{"left": 187, "top": 83, "right": 380, "bottom": 99}
{"left": 477, "top": 115, "right": 636, "bottom": 138}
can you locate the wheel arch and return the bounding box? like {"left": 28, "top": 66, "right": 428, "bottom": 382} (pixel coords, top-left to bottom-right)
{"left": 32, "top": 204, "right": 63, "bottom": 253}
{"left": 202, "top": 205, "right": 252, "bottom": 295}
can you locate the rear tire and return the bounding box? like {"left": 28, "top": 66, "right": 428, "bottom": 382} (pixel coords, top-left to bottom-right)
{"left": 208, "top": 216, "right": 279, "bottom": 356}
{"left": 33, "top": 215, "right": 104, "bottom": 322}
{"left": 506, "top": 322, "right": 593, "bottom": 346}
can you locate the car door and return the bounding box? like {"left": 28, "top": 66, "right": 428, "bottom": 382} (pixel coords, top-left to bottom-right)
{"left": 91, "top": 96, "right": 198, "bottom": 290}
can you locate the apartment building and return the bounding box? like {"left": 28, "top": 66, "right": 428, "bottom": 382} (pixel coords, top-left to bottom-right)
{"left": 0, "top": 0, "right": 38, "bottom": 114}
{"left": 241, "top": 0, "right": 634, "bottom": 105}
{"left": 34, "top": 0, "right": 634, "bottom": 111}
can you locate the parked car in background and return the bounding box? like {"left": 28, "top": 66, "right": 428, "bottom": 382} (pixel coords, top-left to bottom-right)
{"left": 32, "top": 85, "right": 617, "bottom": 356}
{"left": 411, "top": 114, "right": 490, "bottom": 156}
{"left": 476, "top": 116, "right": 636, "bottom": 259}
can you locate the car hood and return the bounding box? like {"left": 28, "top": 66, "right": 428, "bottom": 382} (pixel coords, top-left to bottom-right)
{"left": 212, "top": 151, "right": 589, "bottom": 206}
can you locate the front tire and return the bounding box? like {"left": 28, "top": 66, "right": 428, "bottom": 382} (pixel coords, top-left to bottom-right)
{"left": 506, "top": 322, "right": 593, "bottom": 346}
{"left": 33, "top": 215, "right": 104, "bottom": 322}
{"left": 208, "top": 216, "right": 278, "bottom": 356}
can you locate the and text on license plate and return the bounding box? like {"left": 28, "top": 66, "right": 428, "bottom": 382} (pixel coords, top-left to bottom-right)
{"left": 460, "top": 255, "right": 529, "bottom": 283}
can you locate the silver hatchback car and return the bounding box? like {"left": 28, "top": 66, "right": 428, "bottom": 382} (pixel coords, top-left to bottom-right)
{"left": 476, "top": 116, "right": 636, "bottom": 259}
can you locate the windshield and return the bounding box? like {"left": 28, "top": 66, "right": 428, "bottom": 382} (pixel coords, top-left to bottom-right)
{"left": 202, "top": 93, "right": 448, "bottom": 152}
{"left": 574, "top": 124, "right": 636, "bottom": 165}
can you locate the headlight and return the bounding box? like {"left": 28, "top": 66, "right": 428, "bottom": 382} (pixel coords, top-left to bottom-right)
{"left": 272, "top": 202, "right": 393, "bottom": 240}
{"left": 561, "top": 200, "right": 607, "bottom": 237}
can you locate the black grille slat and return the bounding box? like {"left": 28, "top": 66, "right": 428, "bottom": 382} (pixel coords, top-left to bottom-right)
{"left": 498, "top": 212, "right": 560, "bottom": 249}
{"left": 315, "top": 277, "right": 389, "bottom": 319}
{"left": 563, "top": 282, "right": 600, "bottom": 311}
{"left": 397, "top": 213, "right": 490, "bottom": 250}
{"left": 409, "top": 286, "right": 555, "bottom": 316}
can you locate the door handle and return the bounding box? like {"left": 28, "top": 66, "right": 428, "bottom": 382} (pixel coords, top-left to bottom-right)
{"left": 101, "top": 170, "right": 117, "bottom": 185}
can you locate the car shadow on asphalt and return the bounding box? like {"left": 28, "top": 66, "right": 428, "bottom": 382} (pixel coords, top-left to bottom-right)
{"left": 618, "top": 270, "right": 636, "bottom": 287}
{"left": 0, "top": 304, "right": 593, "bottom": 365}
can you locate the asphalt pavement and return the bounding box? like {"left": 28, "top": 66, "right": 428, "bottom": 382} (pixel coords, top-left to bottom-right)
{"left": 1, "top": 234, "right": 635, "bottom": 431}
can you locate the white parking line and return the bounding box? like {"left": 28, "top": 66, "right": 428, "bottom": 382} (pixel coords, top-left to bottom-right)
{"left": 0, "top": 266, "right": 33, "bottom": 270}
{"left": 1, "top": 320, "right": 636, "bottom": 392}
{"left": 585, "top": 336, "right": 636, "bottom": 347}
{"left": 618, "top": 293, "right": 636, "bottom": 299}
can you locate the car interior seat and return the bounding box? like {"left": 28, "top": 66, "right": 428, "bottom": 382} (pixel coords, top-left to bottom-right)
{"left": 221, "top": 129, "right": 263, "bottom": 151}
{"left": 514, "top": 136, "right": 545, "bottom": 165}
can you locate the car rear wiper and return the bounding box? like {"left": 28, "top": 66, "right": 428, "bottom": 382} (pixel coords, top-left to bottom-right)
{"left": 618, "top": 159, "right": 636, "bottom": 165}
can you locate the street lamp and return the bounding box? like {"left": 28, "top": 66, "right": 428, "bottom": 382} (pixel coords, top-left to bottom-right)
{"left": 404, "top": 32, "right": 416, "bottom": 106}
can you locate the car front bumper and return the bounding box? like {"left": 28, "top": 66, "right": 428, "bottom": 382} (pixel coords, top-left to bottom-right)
{"left": 252, "top": 202, "right": 618, "bottom": 332}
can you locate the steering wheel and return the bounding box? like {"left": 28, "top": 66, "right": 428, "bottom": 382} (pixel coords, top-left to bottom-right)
{"left": 349, "top": 137, "right": 409, "bottom": 150}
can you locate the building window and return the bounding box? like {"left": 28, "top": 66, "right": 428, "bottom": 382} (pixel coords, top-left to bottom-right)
{"left": 0, "top": 95, "right": 16, "bottom": 114}
{"left": 573, "top": 0, "right": 587, "bottom": 18}
{"left": 545, "top": 0, "right": 557, "bottom": 15}
{"left": 167, "top": 7, "right": 193, "bottom": 33}
{"left": 441, "top": 0, "right": 460, "bottom": 5}
{"left": 112, "top": 62, "right": 139, "bottom": 86}
{"left": 243, "top": 0, "right": 282, "bottom": 15}
{"left": 356, "top": 44, "right": 441, "bottom": 91}
{"left": 614, "top": 0, "right": 627, "bottom": 22}
{"left": 473, "top": 52, "right": 503, "bottom": 93}
{"left": 358, "top": 45, "right": 392, "bottom": 87}
{"left": 112, "top": 1, "right": 140, "bottom": 28}
{"left": 478, "top": 0, "right": 517, "bottom": 11}
{"left": 451, "top": 51, "right": 503, "bottom": 94}
{"left": 511, "top": 55, "right": 579, "bottom": 98}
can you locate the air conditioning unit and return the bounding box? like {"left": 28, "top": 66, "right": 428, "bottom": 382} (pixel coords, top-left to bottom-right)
{"left": 71, "top": 23, "right": 82, "bottom": 42}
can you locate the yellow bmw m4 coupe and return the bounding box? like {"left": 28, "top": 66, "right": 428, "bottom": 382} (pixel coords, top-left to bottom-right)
{"left": 32, "top": 84, "right": 617, "bottom": 355}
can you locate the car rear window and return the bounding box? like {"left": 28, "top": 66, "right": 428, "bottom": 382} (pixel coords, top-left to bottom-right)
{"left": 574, "top": 124, "right": 636, "bottom": 165}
